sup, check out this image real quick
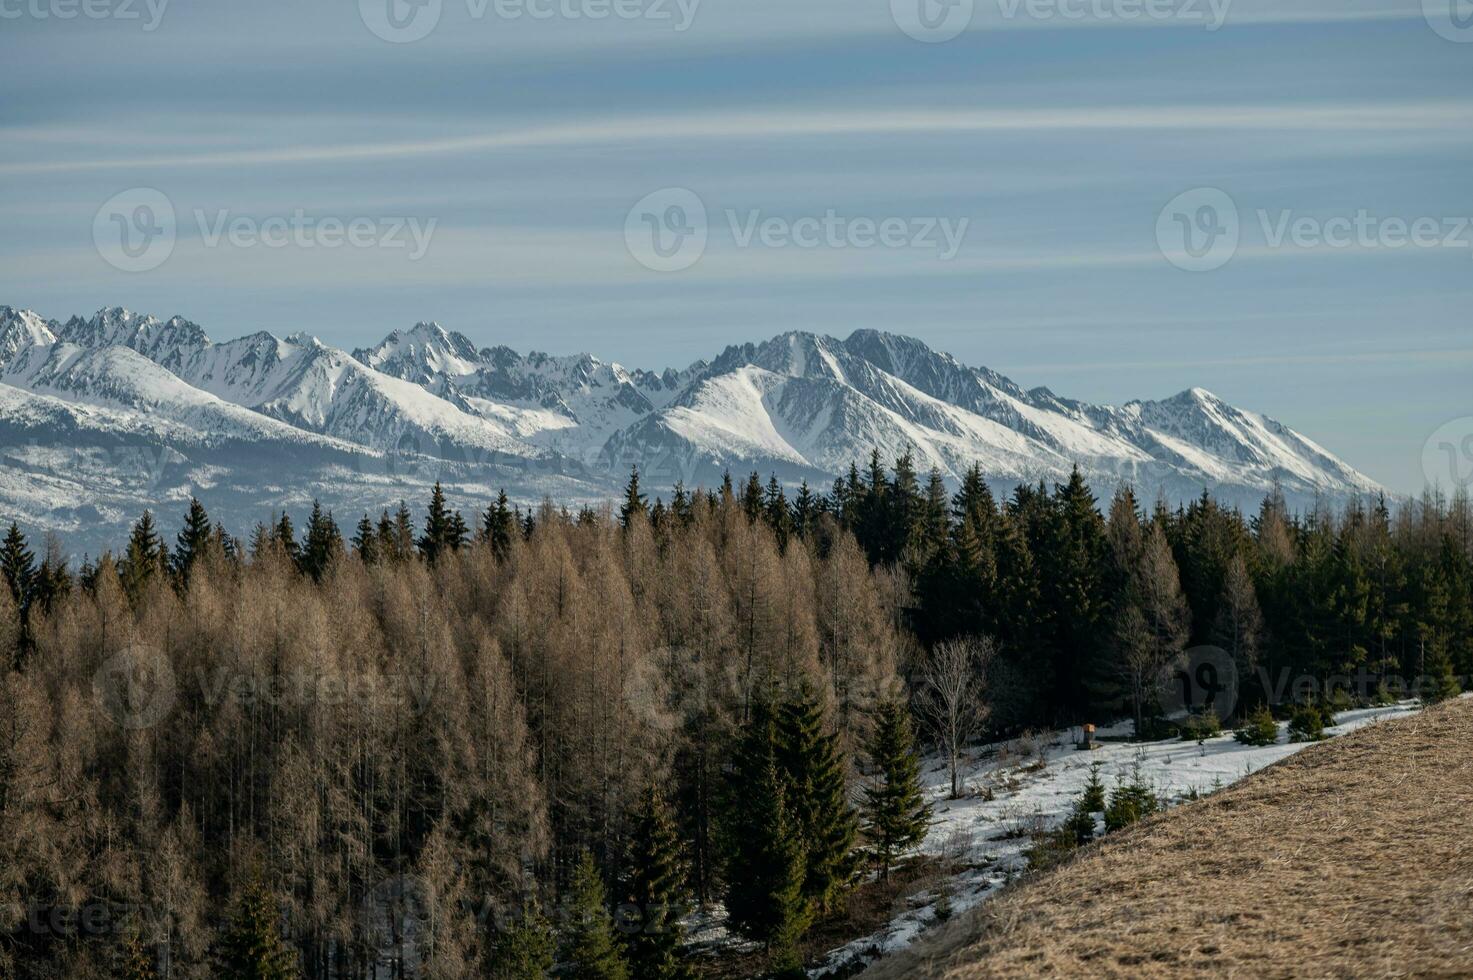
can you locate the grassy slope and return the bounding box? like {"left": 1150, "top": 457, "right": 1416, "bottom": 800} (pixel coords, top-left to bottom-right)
{"left": 862, "top": 697, "right": 1473, "bottom": 979}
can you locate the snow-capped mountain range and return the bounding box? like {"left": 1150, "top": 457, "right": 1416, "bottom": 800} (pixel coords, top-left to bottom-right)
{"left": 0, "top": 305, "right": 1381, "bottom": 556}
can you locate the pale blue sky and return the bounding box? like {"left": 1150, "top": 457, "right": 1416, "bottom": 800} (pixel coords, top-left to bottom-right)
{"left": 2, "top": 0, "right": 1470, "bottom": 493}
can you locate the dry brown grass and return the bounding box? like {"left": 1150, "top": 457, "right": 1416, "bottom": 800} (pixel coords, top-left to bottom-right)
{"left": 863, "top": 698, "right": 1473, "bottom": 980}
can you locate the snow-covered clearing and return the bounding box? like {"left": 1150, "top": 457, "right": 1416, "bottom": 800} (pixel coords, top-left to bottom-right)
{"left": 810, "top": 701, "right": 1423, "bottom": 977}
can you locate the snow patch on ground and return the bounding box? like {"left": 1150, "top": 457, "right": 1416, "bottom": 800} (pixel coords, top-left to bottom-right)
{"left": 809, "top": 701, "right": 1423, "bottom": 977}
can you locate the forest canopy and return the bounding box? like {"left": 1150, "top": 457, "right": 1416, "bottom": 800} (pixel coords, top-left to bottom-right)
{"left": 1, "top": 456, "right": 1469, "bottom": 978}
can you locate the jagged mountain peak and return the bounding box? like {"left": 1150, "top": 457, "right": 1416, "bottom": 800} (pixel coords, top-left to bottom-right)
{"left": 0, "top": 307, "right": 58, "bottom": 369}
{"left": 354, "top": 320, "right": 482, "bottom": 379}
{"left": 1, "top": 304, "right": 1386, "bottom": 559}
{"left": 58, "top": 307, "right": 210, "bottom": 362}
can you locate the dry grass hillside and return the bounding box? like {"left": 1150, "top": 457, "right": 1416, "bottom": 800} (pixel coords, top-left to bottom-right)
{"left": 863, "top": 697, "right": 1473, "bottom": 979}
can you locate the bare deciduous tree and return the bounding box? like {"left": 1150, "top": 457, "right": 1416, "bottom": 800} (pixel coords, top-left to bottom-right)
{"left": 1116, "top": 524, "right": 1190, "bottom": 733}
{"left": 1213, "top": 553, "right": 1263, "bottom": 677}
{"left": 917, "top": 635, "right": 995, "bottom": 799}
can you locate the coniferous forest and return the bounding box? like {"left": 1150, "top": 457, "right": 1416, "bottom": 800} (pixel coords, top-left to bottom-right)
{"left": 1, "top": 455, "right": 1470, "bottom": 978}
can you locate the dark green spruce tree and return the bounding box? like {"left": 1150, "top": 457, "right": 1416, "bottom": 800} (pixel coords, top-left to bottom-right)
{"left": 561, "top": 851, "right": 628, "bottom": 980}
{"left": 620, "top": 467, "right": 648, "bottom": 528}
{"left": 299, "top": 501, "right": 342, "bottom": 582}
{"left": 32, "top": 534, "right": 73, "bottom": 615}
{"left": 764, "top": 476, "right": 793, "bottom": 551}
{"left": 273, "top": 512, "right": 301, "bottom": 568}
{"left": 490, "top": 901, "right": 555, "bottom": 979}
{"left": 862, "top": 699, "right": 931, "bottom": 879}
{"left": 353, "top": 513, "right": 378, "bottom": 565}
{"left": 741, "top": 472, "right": 765, "bottom": 524}
{"left": 390, "top": 501, "right": 416, "bottom": 560}
{"left": 483, "top": 489, "right": 516, "bottom": 560}
{"left": 173, "top": 496, "right": 213, "bottom": 585}
{"left": 670, "top": 482, "right": 693, "bottom": 527}
{"left": 121, "top": 511, "right": 169, "bottom": 604}
{"left": 792, "top": 481, "right": 817, "bottom": 539}
{"left": 621, "top": 785, "right": 694, "bottom": 980}
{"left": 448, "top": 509, "right": 470, "bottom": 551}
{"left": 775, "top": 688, "right": 859, "bottom": 915}
{"left": 213, "top": 869, "right": 299, "bottom": 980}
{"left": 0, "top": 522, "right": 36, "bottom": 607}
{"left": 415, "top": 483, "right": 459, "bottom": 562}
{"left": 723, "top": 706, "right": 812, "bottom": 972}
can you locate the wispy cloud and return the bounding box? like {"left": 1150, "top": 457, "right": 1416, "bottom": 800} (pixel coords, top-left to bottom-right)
{"left": 6, "top": 102, "right": 1470, "bottom": 176}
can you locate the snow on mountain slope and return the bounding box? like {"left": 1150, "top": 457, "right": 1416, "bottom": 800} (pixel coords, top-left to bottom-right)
{"left": 1118, "top": 388, "right": 1380, "bottom": 495}
{"left": 0, "top": 377, "right": 605, "bottom": 558}
{"left": 615, "top": 329, "right": 1377, "bottom": 504}
{"left": 0, "top": 333, "right": 339, "bottom": 447}
{"left": 0, "top": 307, "right": 57, "bottom": 365}
{"left": 51, "top": 308, "right": 545, "bottom": 465}
{"left": 0, "top": 304, "right": 1386, "bottom": 556}
{"left": 604, "top": 359, "right": 1072, "bottom": 487}
{"left": 353, "top": 321, "right": 484, "bottom": 383}
{"left": 355, "top": 322, "right": 700, "bottom": 460}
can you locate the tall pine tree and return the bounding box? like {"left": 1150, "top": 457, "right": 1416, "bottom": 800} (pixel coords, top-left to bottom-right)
{"left": 299, "top": 501, "right": 342, "bottom": 582}
{"left": 0, "top": 522, "right": 35, "bottom": 607}
{"left": 214, "top": 869, "right": 299, "bottom": 980}
{"left": 620, "top": 467, "right": 648, "bottom": 528}
{"left": 621, "top": 785, "right": 693, "bottom": 980}
{"left": 723, "top": 708, "right": 812, "bottom": 970}
{"left": 775, "top": 689, "right": 859, "bottom": 915}
{"left": 121, "top": 511, "right": 168, "bottom": 604}
{"left": 419, "top": 482, "right": 455, "bottom": 563}
{"left": 483, "top": 489, "right": 516, "bottom": 560}
{"left": 353, "top": 513, "right": 378, "bottom": 565}
{"left": 173, "top": 496, "right": 213, "bottom": 585}
{"left": 560, "top": 851, "right": 628, "bottom": 980}
{"left": 862, "top": 699, "right": 931, "bottom": 879}
{"left": 490, "top": 901, "right": 555, "bottom": 979}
